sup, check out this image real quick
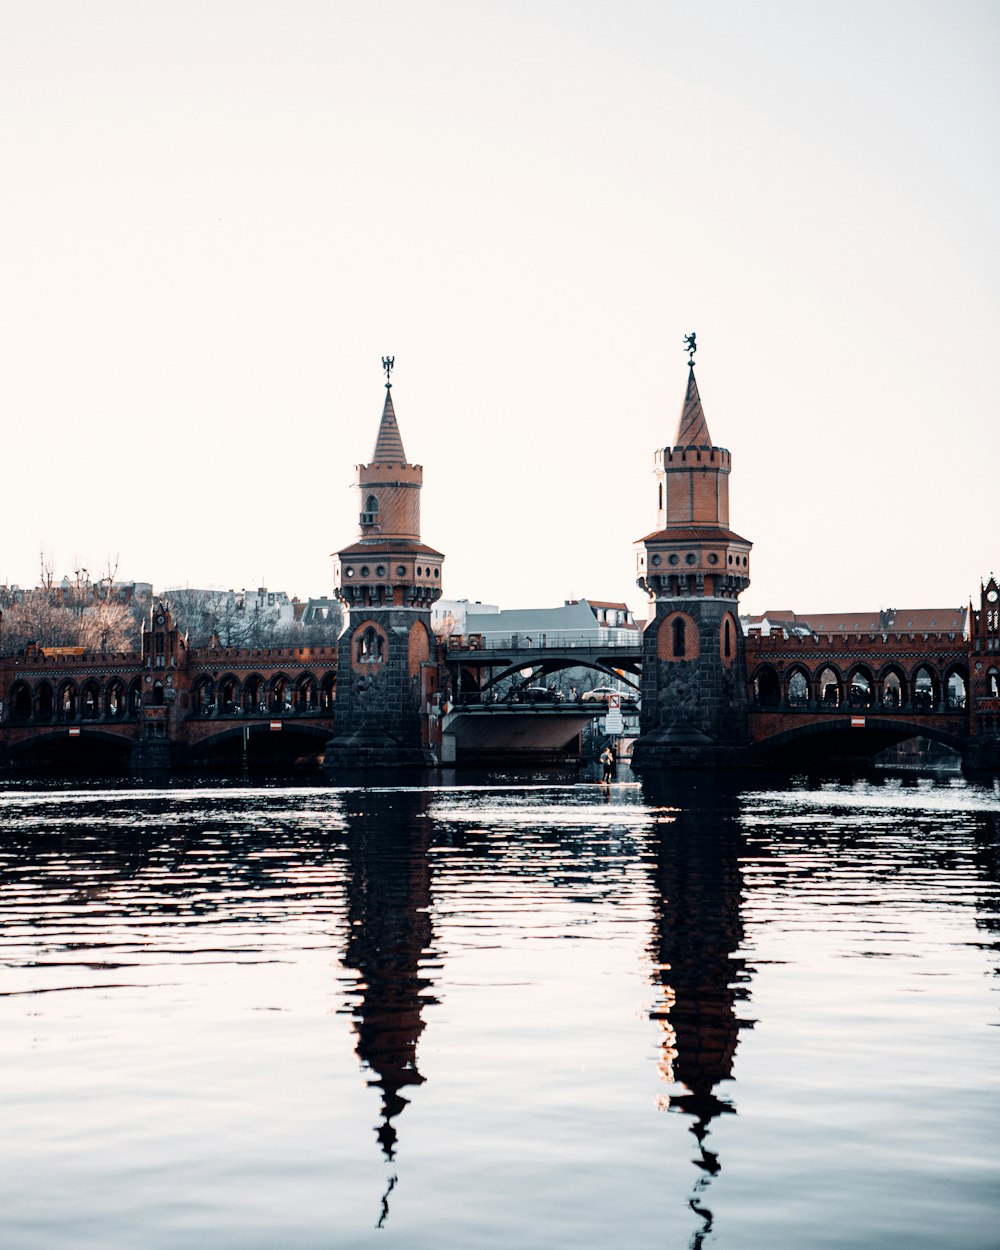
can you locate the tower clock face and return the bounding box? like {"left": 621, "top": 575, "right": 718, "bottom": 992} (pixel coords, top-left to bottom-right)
{"left": 156, "top": 614, "right": 165, "bottom": 626}
{"left": 987, "top": 589, "right": 998, "bottom": 603}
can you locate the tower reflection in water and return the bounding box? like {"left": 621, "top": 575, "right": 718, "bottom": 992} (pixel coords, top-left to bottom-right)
{"left": 642, "top": 775, "right": 753, "bottom": 1247}
{"left": 338, "top": 785, "right": 438, "bottom": 1217}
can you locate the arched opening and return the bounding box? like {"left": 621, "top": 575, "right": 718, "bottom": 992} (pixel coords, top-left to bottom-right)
{"left": 81, "top": 680, "right": 101, "bottom": 720}
{"left": 723, "top": 618, "right": 732, "bottom": 658}
{"left": 946, "top": 668, "right": 967, "bottom": 710}
{"left": 878, "top": 667, "right": 905, "bottom": 709}
{"left": 58, "top": 682, "right": 78, "bottom": 721}
{"left": 786, "top": 669, "right": 810, "bottom": 708}
{"left": 361, "top": 494, "right": 379, "bottom": 526}
{"left": 270, "top": 674, "right": 289, "bottom": 714}
{"left": 152, "top": 680, "right": 165, "bottom": 707}
{"left": 36, "top": 682, "right": 54, "bottom": 722}
{"left": 912, "top": 665, "right": 938, "bottom": 712}
{"left": 218, "top": 675, "right": 239, "bottom": 714}
{"left": 357, "top": 626, "right": 384, "bottom": 663}
{"left": 753, "top": 666, "right": 781, "bottom": 708}
{"left": 818, "top": 666, "right": 841, "bottom": 708}
{"left": 848, "top": 666, "right": 874, "bottom": 709}
{"left": 243, "top": 674, "right": 265, "bottom": 714}
{"left": 105, "top": 679, "right": 127, "bottom": 719}
{"left": 192, "top": 677, "right": 215, "bottom": 716}
{"left": 320, "top": 673, "right": 336, "bottom": 710}
{"left": 988, "top": 668, "right": 1000, "bottom": 698}
{"left": 9, "top": 682, "right": 32, "bottom": 722}
{"left": 296, "top": 674, "right": 317, "bottom": 713}
{"left": 127, "top": 679, "right": 143, "bottom": 718}
{"left": 672, "top": 617, "right": 686, "bottom": 658}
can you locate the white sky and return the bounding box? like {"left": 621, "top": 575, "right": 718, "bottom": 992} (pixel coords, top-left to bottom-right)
{"left": 1, "top": 1, "right": 997, "bottom": 619}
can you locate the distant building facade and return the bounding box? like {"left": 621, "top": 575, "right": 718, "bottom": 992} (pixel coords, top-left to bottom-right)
{"left": 463, "top": 598, "right": 637, "bottom": 647}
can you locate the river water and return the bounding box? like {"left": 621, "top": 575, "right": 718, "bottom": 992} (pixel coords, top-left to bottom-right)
{"left": 1, "top": 769, "right": 998, "bottom": 1249}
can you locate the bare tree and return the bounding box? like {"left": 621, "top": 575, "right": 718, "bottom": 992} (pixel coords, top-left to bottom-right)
{"left": 0, "top": 555, "right": 144, "bottom": 656}
{"left": 432, "top": 611, "right": 458, "bottom": 642}
{"left": 164, "top": 590, "right": 283, "bottom": 649}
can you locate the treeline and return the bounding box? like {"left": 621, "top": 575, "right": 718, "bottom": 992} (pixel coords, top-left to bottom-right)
{"left": 0, "top": 571, "right": 343, "bottom": 656}
{"left": 0, "top": 572, "right": 148, "bottom": 655}
{"left": 160, "top": 589, "right": 343, "bottom": 649}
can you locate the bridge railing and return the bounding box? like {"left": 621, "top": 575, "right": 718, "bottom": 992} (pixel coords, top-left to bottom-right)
{"left": 449, "top": 691, "right": 639, "bottom": 710}
{"left": 749, "top": 694, "right": 968, "bottom": 713}
{"left": 188, "top": 703, "right": 334, "bottom": 718}
{"left": 445, "top": 630, "right": 641, "bottom": 653}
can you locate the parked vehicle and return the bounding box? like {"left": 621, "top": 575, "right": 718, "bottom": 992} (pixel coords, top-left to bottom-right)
{"left": 581, "top": 686, "right": 638, "bottom": 710}
{"left": 519, "top": 686, "right": 554, "bottom": 703}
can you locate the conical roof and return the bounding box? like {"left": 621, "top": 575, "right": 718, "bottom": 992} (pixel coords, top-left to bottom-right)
{"left": 673, "top": 366, "right": 713, "bottom": 447}
{"left": 372, "top": 387, "right": 407, "bottom": 463}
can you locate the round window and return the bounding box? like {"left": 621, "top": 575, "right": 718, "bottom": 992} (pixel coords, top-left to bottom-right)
{"left": 650, "top": 554, "right": 661, "bottom": 567}
{"left": 434, "top": 568, "right": 439, "bottom": 578}
{"left": 416, "top": 566, "right": 422, "bottom": 576}
{"left": 376, "top": 565, "right": 385, "bottom": 576}
{"left": 345, "top": 567, "right": 354, "bottom": 578}
{"left": 707, "top": 553, "right": 718, "bottom": 565}
{"left": 396, "top": 565, "right": 406, "bottom": 577}
{"left": 668, "top": 554, "right": 679, "bottom": 566}
{"left": 360, "top": 566, "right": 370, "bottom": 577}
{"left": 685, "top": 553, "right": 697, "bottom": 565}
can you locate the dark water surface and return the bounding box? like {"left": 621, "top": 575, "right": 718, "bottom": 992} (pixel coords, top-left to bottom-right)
{"left": 1, "top": 771, "right": 998, "bottom": 1249}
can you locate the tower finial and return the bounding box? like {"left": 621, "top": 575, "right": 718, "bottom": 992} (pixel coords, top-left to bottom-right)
{"left": 683, "top": 332, "right": 697, "bottom": 367}
{"left": 382, "top": 356, "right": 395, "bottom": 388}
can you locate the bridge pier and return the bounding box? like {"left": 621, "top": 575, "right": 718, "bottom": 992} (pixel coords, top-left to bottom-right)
{"left": 129, "top": 738, "right": 190, "bottom": 772}
{"left": 962, "top": 732, "right": 1000, "bottom": 773}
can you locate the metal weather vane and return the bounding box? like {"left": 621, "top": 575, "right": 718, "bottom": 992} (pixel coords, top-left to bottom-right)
{"left": 381, "top": 355, "right": 395, "bottom": 387}
{"left": 684, "top": 332, "right": 697, "bottom": 365}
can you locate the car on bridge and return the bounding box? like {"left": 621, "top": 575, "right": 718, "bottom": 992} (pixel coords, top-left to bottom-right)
{"left": 581, "top": 686, "right": 639, "bottom": 710}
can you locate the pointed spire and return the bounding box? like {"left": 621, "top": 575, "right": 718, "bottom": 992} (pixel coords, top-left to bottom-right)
{"left": 673, "top": 364, "right": 713, "bottom": 447}
{"left": 372, "top": 386, "right": 408, "bottom": 463}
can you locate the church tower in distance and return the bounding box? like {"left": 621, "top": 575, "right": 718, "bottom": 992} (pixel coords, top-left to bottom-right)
{"left": 323, "top": 360, "right": 444, "bottom": 769}
{"left": 630, "top": 343, "right": 752, "bottom": 769}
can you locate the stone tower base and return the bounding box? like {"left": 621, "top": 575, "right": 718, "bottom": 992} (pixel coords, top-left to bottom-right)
{"left": 630, "top": 597, "right": 749, "bottom": 772}
{"left": 630, "top": 727, "right": 749, "bottom": 771}
{"left": 322, "top": 729, "right": 435, "bottom": 770}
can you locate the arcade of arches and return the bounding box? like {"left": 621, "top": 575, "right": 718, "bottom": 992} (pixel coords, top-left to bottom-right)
{"left": 749, "top": 661, "right": 968, "bottom": 713}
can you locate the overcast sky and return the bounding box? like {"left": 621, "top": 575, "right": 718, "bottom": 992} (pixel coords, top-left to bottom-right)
{"left": 2, "top": 1, "right": 997, "bottom": 618}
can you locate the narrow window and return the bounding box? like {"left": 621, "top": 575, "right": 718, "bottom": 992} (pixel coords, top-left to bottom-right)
{"left": 724, "top": 618, "right": 732, "bottom": 658}
{"left": 672, "top": 617, "right": 686, "bottom": 657}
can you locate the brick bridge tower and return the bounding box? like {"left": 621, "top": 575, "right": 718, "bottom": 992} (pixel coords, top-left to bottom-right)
{"left": 324, "top": 361, "right": 445, "bottom": 768}
{"left": 630, "top": 346, "right": 752, "bottom": 769}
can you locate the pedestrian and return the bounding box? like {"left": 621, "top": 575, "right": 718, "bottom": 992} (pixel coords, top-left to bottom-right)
{"left": 600, "top": 744, "right": 614, "bottom": 784}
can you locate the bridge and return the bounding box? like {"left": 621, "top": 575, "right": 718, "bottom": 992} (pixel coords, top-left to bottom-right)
{"left": 438, "top": 631, "right": 641, "bottom": 762}
{"left": 437, "top": 616, "right": 990, "bottom": 767}
{"left": 1, "top": 607, "right": 995, "bottom": 772}
{"left": 744, "top": 624, "right": 974, "bottom": 764}
{"left": 443, "top": 630, "right": 642, "bottom": 692}
{"left": 0, "top": 607, "right": 339, "bottom": 772}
